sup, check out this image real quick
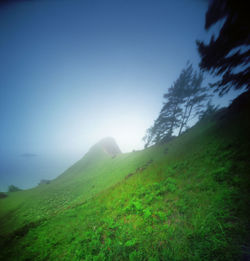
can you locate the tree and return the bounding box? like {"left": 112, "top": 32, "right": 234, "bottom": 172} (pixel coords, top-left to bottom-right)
{"left": 143, "top": 65, "right": 190, "bottom": 147}
{"left": 198, "top": 100, "right": 219, "bottom": 120}
{"left": 177, "top": 70, "right": 209, "bottom": 135}
{"left": 142, "top": 126, "right": 154, "bottom": 148}
{"left": 8, "top": 185, "right": 22, "bottom": 192}
{"left": 163, "top": 64, "right": 193, "bottom": 137}
{"left": 143, "top": 64, "right": 209, "bottom": 147}
{"left": 197, "top": 0, "right": 250, "bottom": 96}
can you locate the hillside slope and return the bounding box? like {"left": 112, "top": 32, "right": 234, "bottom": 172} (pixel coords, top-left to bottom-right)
{"left": 0, "top": 137, "right": 155, "bottom": 235}
{"left": 0, "top": 92, "right": 250, "bottom": 260}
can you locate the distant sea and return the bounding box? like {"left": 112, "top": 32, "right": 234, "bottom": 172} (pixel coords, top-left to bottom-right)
{"left": 0, "top": 153, "right": 81, "bottom": 192}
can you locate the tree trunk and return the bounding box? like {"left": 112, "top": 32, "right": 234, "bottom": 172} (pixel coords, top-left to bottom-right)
{"left": 178, "top": 103, "right": 189, "bottom": 136}
{"left": 184, "top": 103, "right": 194, "bottom": 129}
{"left": 169, "top": 103, "right": 178, "bottom": 136}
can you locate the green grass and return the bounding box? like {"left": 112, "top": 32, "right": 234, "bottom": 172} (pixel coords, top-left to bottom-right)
{"left": 0, "top": 95, "right": 250, "bottom": 260}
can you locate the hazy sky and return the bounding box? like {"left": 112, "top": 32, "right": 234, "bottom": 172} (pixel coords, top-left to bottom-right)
{"left": 0, "top": 0, "right": 241, "bottom": 190}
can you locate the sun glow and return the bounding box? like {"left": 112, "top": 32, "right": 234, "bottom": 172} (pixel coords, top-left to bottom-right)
{"left": 98, "top": 114, "right": 149, "bottom": 153}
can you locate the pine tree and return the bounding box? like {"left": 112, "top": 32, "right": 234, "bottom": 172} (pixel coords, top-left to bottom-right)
{"left": 196, "top": 0, "right": 250, "bottom": 95}
{"left": 178, "top": 70, "right": 209, "bottom": 135}
{"left": 143, "top": 64, "right": 209, "bottom": 147}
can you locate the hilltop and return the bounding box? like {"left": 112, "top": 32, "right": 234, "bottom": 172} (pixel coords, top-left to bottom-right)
{"left": 95, "top": 137, "right": 121, "bottom": 157}
{"left": 0, "top": 91, "right": 250, "bottom": 260}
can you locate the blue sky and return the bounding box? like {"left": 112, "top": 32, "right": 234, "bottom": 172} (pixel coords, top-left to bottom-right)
{"left": 0, "top": 0, "right": 242, "bottom": 190}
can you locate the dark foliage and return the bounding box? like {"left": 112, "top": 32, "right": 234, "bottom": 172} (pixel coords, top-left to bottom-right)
{"left": 38, "top": 179, "right": 51, "bottom": 185}
{"left": 143, "top": 64, "right": 209, "bottom": 147}
{"left": 228, "top": 89, "right": 250, "bottom": 113}
{"left": 0, "top": 192, "right": 7, "bottom": 199}
{"left": 197, "top": 0, "right": 250, "bottom": 95}
{"left": 199, "top": 100, "right": 220, "bottom": 120}
{"left": 8, "top": 185, "right": 22, "bottom": 192}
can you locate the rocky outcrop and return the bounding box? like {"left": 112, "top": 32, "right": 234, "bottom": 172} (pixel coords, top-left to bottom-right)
{"left": 98, "top": 137, "right": 121, "bottom": 157}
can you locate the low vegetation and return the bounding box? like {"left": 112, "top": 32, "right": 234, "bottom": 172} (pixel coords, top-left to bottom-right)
{"left": 7, "top": 185, "right": 22, "bottom": 193}
{"left": 0, "top": 92, "right": 249, "bottom": 260}
{"left": 0, "top": 192, "right": 7, "bottom": 199}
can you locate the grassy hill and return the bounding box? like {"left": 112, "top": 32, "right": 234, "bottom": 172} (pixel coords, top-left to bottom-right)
{"left": 0, "top": 92, "right": 250, "bottom": 260}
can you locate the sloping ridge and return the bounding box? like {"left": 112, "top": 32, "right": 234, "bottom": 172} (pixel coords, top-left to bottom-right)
{"left": 0, "top": 137, "right": 124, "bottom": 235}
{"left": 0, "top": 92, "right": 250, "bottom": 260}
{"left": 58, "top": 137, "right": 121, "bottom": 179}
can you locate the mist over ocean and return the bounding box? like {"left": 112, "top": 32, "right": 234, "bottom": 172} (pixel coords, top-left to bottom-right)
{"left": 0, "top": 153, "right": 80, "bottom": 192}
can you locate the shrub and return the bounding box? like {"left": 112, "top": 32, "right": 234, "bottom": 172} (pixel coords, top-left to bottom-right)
{"left": 8, "top": 185, "right": 22, "bottom": 192}
{"left": 143, "top": 208, "right": 152, "bottom": 220}
{"left": 211, "top": 167, "right": 230, "bottom": 183}
{"left": 0, "top": 192, "right": 7, "bottom": 198}
{"left": 156, "top": 211, "right": 166, "bottom": 221}
{"left": 124, "top": 199, "right": 143, "bottom": 214}
{"left": 38, "top": 179, "right": 50, "bottom": 185}
{"left": 129, "top": 250, "right": 143, "bottom": 261}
